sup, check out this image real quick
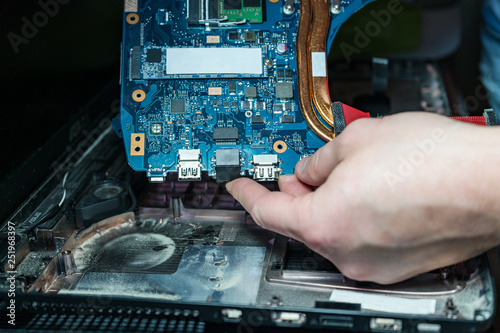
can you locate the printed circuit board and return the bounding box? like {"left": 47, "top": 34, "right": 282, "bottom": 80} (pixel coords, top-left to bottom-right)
{"left": 117, "top": 0, "right": 370, "bottom": 182}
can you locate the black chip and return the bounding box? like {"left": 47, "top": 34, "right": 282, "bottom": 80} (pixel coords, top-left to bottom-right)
{"left": 275, "top": 82, "right": 293, "bottom": 99}
{"left": 131, "top": 46, "right": 141, "bottom": 80}
{"left": 271, "top": 38, "right": 277, "bottom": 43}
{"left": 224, "top": 0, "right": 242, "bottom": 10}
{"left": 251, "top": 116, "right": 265, "bottom": 124}
{"left": 258, "top": 31, "right": 264, "bottom": 37}
{"left": 146, "top": 49, "right": 162, "bottom": 63}
{"left": 231, "top": 101, "right": 238, "bottom": 108}
{"left": 284, "top": 102, "right": 293, "bottom": 111}
{"left": 274, "top": 104, "right": 283, "bottom": 112}
{"left": 245, "top": 86, "right": 257, "bottom": 98}
{"left": 228, "top": 32, "right": 241, "bottom": 40}
{"left": 171, "top": 99, "right": 186, "bottom": 113}
{"left": 281, "top": 115, "right": 295, "bottom": 123}
{"left": 208, "top": 0, "right": 219, "bottom": 19}
{"left": 228, "top": 81, "right": 237, "bottom": 93}
{"left": 256, "top": 102, "right": 266, "bottom": 110}
{"left": 224, "top": 101, "right": 230, "bottom": 107}
{"left": 263, "top": 91, "right": 269, "bottom": 97}
{"left": 244, "top": 31, "right": 257, "bottom": 43}
{"left": 188, "top": 0, "right": 201, "bottom": 24}
{"left": 243, "top": 0, "right": 260, "bottom": 7}
{"left": 259, "top": 38, "right": 265, "bottom": 44}
{"left": 277, "top": 69, "right": 285, "bottom": 81}
{"left": 213, "top": 127, "right": 239, "bottom": 142}
{"left": 285, "top": 69, "right": 293, "bottom": 81}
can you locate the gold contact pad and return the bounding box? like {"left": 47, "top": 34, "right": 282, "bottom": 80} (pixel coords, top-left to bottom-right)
{"left": 130, "top": 133, "right": 145, "bottom": 156}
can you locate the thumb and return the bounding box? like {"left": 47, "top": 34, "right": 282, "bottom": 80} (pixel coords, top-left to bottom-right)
{"left": 295, "top": 118, "right": 375, "bottom": 186}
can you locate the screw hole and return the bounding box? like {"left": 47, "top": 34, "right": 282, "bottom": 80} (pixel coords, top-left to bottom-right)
{"left": 135, "top": 136, "right": 141, "bottom": 142}
{"left": 135, "top": 146, "right": 141, "bottom": 152}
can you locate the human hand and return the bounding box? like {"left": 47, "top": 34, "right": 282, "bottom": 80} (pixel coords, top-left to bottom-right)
{"left": 227, "top": 112, "right": 500, "bottom": 284}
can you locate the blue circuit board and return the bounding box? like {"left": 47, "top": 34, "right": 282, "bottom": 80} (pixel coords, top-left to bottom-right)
{"left": 117, "top": 0, "right": 372, "bottom": 182}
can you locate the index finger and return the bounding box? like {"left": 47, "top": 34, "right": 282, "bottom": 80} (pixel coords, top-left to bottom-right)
{"left": 226, "top": 177, "right": 311, "bottom": 242}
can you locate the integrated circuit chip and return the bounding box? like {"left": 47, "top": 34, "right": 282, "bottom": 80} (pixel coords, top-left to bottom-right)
{"left": 146, "top": 48, "right": 162, "bottom": 62}
{"left": 213, "top": 127, "right": 239, "bottom": 142}
{"left": 243, "top": 0, "right": 260, "bottom": 7}
{"left": 244, "top": 31, "right": 257, "bottom": 43}
{"left": 224, "top": 0, "right": 242, "bottom": 10}
{"left": 228, "top": 81, "right": 237, "bottom": 94}
{"left": 171, "top": 99, "right": 186, "bottom": 113}
{"left": 131, "top": 46, "right": 142, "bottom": 80}
{"left": 245, "top": 86, "right": 257, "bottom": 99}
{"left": 275, "top": 82, "right": 293, "bottom": 99}
{"left": 251, "top": 116, "right": 265, "bottom": 124}
{"left": 281, "top": 115, "right": 295, "bottom": 123}
{"left": 228, "top": 32, "right": 241, "bottom": 40}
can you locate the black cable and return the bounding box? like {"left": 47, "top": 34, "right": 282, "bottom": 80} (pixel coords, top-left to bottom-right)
{"left": 25, "top": 172, "right": 69, "bottom": 234}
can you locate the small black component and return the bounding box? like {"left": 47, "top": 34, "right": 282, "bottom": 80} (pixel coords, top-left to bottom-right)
{"left": 258, "top": 31, "right": 264, "bottom": 37}
{"left": 275, "top": 82, "right": 293, "bottom": 99}
{"left": 243, "top": 0, "right": 260, "bottom": 7}
{"left": 263, "top": 91, "right": 269, "bottom": 97}
{"left": 228, "top": 32, "right": 241, "bottom": 40}
{"left": 224, "top": 0, "right": 241, "bottom": 10}
{"left": 277, "top": 69, "right": 285, "bottom": 81}
{"left": 213, "top": 127, "right": 239, "bottom": 142}
{"left": 171, "top": 99, "right": 186, "bottom": 113}
{"left": 241, "top": 101, "right": 251, "bottom": 110}
{"left": 284, "top": 102, "right": 293, "bottom": 111}
{"left": 285, "top": 69, "right": 293, "bottom": 81}
{"left": 256, "top": 102, "right": 266, "bottom": 110}
{"left": 251, "top": 115, "right": 265, "bottom": 124}
{"left": 274, "top": 104, "right": 283, "bottom": 112}
{"left": 231, "top": 101, "right": 238, "bottom": 108}
{"left": 208, "top": 0, "right": 219, "bottom": 20}
{"left": 281, "top": 115, "right": 295, "bottom": 123}
{"left": 245, "top": 86, "right": 257, "bottom": 98}
{"left": 244, "top": 31, "right": 257, "bottom": 43}
{"left": 75, "top": 180, "right": 130, "bottom": 228}
{"left": 215, "top": 148, "right": 241, "bottom": 183}
{"left": 146, "top": 48, "right": 162, "bottom": 63}
{"left": 131, "top": 46, "right": 141, "bottom": 80}
{"left": 188, "top": 0, "right": 201, "bottom": 24}
{"left": 259, "top": 38, "right": 265, "bottom": 43}
{"left": 271, "top": 37, "right": 277, "bottom": 43}
{"left": 224, "top": 101, "right": 230, "bottom": 107}
{"left": 228, "top": 81, "right": 237, "bottom": 93}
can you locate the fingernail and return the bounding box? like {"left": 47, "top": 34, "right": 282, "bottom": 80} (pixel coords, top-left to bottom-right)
{"left": 226, "top": 181, "right": 233, "bottom": 193}
{"left": 297, "top": 156, "right": 310, "bottom": 173}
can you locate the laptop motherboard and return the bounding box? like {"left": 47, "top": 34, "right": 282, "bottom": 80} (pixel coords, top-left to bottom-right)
{"left": 117, "top": 0, "right": 366, "bottom": 182}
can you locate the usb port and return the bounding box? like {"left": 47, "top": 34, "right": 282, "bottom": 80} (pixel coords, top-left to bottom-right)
{"left": 251, "top": 154, "right": 281, "bottom": 181}
{"left": 370, "top": 318, "right": 402, "bottom": 332}
{"left": 271, "top": 311, "right": 306, "bottom": 326}
{"left": 222, "top": 308, "right": 242, "bottom": 322}
{"left": 177, "top": 149, "right": 202, "bottom": 181}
